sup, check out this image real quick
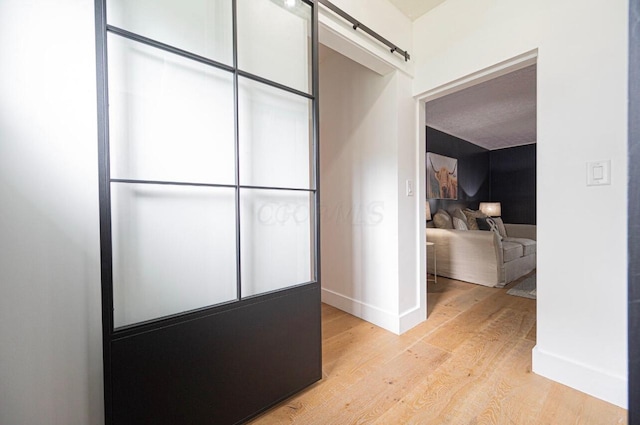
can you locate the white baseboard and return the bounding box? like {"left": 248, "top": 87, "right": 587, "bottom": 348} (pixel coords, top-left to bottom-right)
{"left": 321, "top": 288, "right": 425, "bottom": 335}
{"left": 399, "top": 304, "right": 427, "bottom": 334}
{"left": 532, "top": 345, "right": 627, "bottom": 408}
{"left": 321, "top": 288, "right": 400, "bottom": 334}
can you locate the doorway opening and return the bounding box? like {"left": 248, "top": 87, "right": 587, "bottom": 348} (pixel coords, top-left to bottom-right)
{"left": 420, "top": 53, "right": 538, "bottom": 334}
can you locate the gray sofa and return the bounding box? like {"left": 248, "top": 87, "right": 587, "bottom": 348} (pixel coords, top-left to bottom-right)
{"left": 426, "top": 223, "right": 536, "bottom": 287}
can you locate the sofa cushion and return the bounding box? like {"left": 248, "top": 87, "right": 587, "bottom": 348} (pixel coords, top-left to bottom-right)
{"left": 504, "top": 237, "right": 537, "bottom": 256}
{"left": 502, "top": 241, "right": 524, "bottom": 262}
{"left": 433, "top": 209, "right": 453, "bottom": 229}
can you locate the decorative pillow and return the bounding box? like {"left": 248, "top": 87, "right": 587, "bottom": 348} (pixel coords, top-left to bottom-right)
{"left": 492, "top": 217, "right": 507, "bottom": 238}
{"left": 453, "top": 217, "right": 468, "bottom": 230}
{"left": 486, "top": 217, "right": 503, "bottom": 240}
{"left": 476, "top": 217, "right": 492, "bottom": 231}
{"left": 465, "top": 217, "right": 479, "bottom": 230}
{"left": 463, "top": 209, "right": 487, "bottom": 231}
{"left": 477, "top": 217, "right": 503, "bottom": 239}
{"left": 433, "top": 209, "right": 453, "bottom": 229}
{"left": 452, "top": 209, "right": 468, "bottom": 227}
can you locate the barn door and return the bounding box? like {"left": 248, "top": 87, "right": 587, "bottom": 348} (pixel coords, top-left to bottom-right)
{"left": 94, "top": 1, "right": 320, "bottom": 423}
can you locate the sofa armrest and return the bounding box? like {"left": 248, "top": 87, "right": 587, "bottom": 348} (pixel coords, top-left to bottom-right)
{"left": 504, "top": 224, "right": 537, "bottom": 240}
{"left": 426, "top": 228, "right": 503, "bottom": 287}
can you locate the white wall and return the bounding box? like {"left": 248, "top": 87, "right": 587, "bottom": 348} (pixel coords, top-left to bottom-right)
{"left": 318, "top": 1, "right": 423, "bottom": 335}
{"left": 0, "top": 0, "right": 103, "bottom": 424}
{"left": 320, "top": 47, "right": 398, "bottom": 330}
{"left": 327, "top": 0, "right": 413, "bottom": 58}
{"left": 413, "top": 0, "right": 628, "bottom": 408}
{"left": 320, "top": 0, "right": 413, "bottom": 77}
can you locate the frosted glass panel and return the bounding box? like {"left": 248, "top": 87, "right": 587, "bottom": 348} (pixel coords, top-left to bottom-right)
{"left": 111, "top": 184, "right": 237, "bottom": 328}
{"left": 238, "top": 77, "right": 312, "bottom": 189}
{"left": 107, "top": 0, "right": 232, "bottom": 65}
{"left": 241, "top": 189, "right": 313, "bottom": 296}
{"left": 108, "top": 35, "right": 235, "bottom": 185}
{"left": 237, "top": 0, "right": 311, "bottom": 93}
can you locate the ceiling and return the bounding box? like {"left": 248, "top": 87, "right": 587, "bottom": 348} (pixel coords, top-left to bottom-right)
{"left": 387, "top": 0, "right": 447, "bottom": 20}
{"left": 426, "top": 65, "right": 537, "bottom": 151}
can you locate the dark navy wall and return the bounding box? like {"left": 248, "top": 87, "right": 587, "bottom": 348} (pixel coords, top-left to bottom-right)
{"left": 426, "top": 127, "right": 490, "bottom": 214}
{"left": 490, "top": 144, "right": 537, "bottom": 225}
{"left": 426, "top": 127, "right": 536, "bottom": 225}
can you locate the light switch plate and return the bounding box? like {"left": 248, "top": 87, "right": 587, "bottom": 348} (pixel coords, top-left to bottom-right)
{"left": 587, "top": 160, "right": 611, "bottom": 186}
{"left": 406, "top": 179, "right": 414, "bottom": 196}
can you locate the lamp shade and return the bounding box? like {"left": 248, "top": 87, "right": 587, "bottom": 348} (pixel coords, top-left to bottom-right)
{"left": 479, "top": 202, "right": 501, "bottom": 217}
{"left": 425, "top": 202, "right": 432, "bottom": 221}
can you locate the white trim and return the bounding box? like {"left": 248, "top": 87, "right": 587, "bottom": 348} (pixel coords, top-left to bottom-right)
{"left": 322, "top": 287, "right": 426, "bottom": 335}
{"left": 532, "top": 345, "right": 628, "bottom": 408}
{"left": 321, "top": 288, "right": 402, "bottom": 334}
{"left": 398, "top": 304, "right": 426, "bottom": 334}
{"left": 415, "top": 100, "right": 428, "bottom": 325}
{"left": 414, "top": 49, "right": 538, "bottom": 102}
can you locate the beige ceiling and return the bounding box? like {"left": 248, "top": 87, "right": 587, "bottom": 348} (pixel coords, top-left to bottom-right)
{"left": 426, "top": 65, "right": 537, "bottom": 151}
{"left": 387, "top": 0, "right": 447, "bottom": 20}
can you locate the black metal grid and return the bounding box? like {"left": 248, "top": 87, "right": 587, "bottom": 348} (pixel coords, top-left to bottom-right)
{"left": 94, "top": 1, "right": 320, "bottom": 422}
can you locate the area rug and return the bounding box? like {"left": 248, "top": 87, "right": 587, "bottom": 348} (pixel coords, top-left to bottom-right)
{"left": 507, "top": 274, "right": 536, "bottom": 299}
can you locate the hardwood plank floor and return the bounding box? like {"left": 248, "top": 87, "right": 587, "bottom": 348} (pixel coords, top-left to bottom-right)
{"left": 249, "top": 274, "right": 627, "bottom": 425}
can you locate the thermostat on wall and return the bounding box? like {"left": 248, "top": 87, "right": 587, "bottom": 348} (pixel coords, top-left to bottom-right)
{"left": 587, "top": 160, "right": 611, "bottom": 186}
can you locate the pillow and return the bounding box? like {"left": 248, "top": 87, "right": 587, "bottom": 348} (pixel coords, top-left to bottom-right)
{"left": 453, "top": 217, "right": 468, "bottom": 230}
{"left": 433, "top": 209, "right": 453, "bottom": 229}
{"left": 486, "top": 218, "right": 503, "bottom": 240}
{"left": 477, "top": 217, "right": 502, "bottom": 239}
{"left": 475, "top": 217, "right": 492, "bottom": 231}
{"left": 451, "top": 209, "right": 468, "bottom": 227}
{"left": 463, "top": 209, "right": 487, "bottom": 231}
{"left": 492, "top": 217, "right": 507, "bottom": 238}
{"left": 487, "top": 218, "right": 502, "bottom": 240}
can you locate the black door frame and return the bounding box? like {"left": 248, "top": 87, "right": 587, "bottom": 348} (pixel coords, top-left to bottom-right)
{"left": 94, "top": 1, "right": 322, "bottom": 423}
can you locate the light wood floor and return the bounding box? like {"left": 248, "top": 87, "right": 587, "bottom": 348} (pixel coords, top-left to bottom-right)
{"left": 249, "top": 274, "right": 627, "bottom": 424}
